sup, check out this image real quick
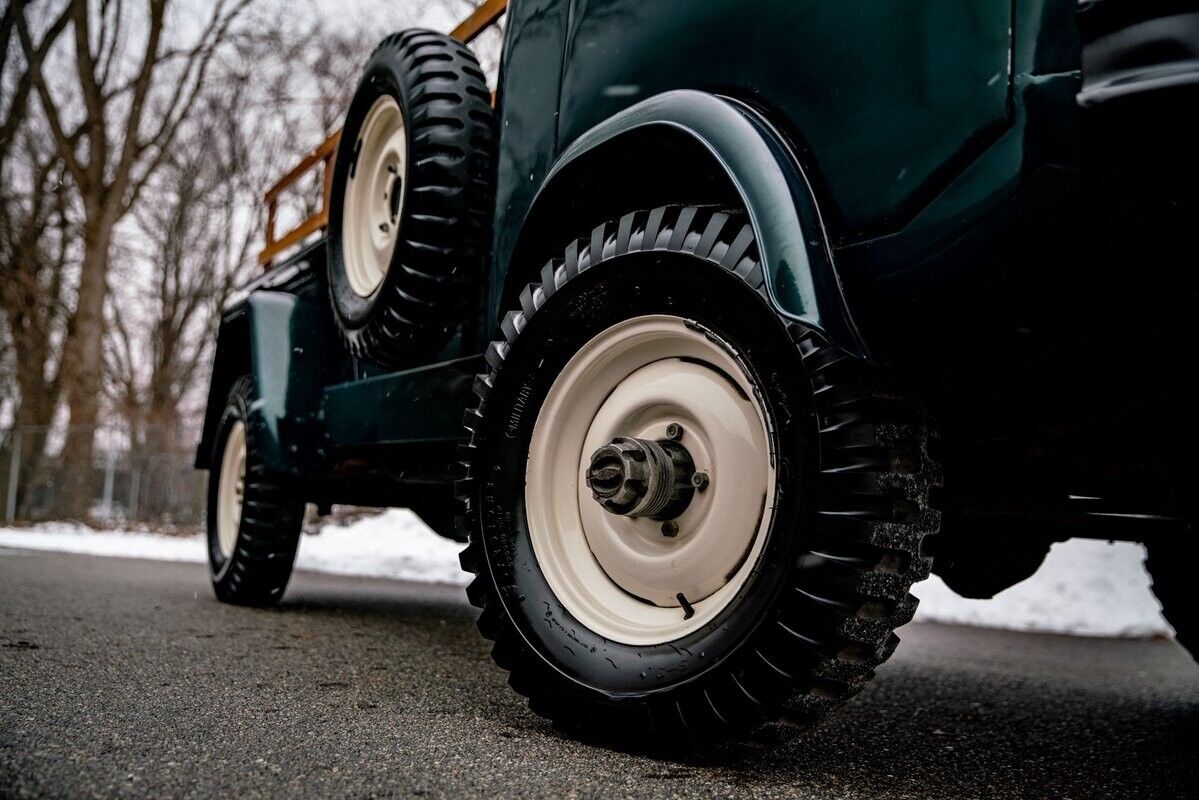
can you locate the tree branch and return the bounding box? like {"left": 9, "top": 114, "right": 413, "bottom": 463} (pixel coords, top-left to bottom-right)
{"left": 12, "top": 1, "right": 89, "bottom": 190}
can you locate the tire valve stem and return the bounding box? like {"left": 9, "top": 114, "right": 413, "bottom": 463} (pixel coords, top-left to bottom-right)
{"left": 378, "top": 222, "right": 390, "bottom": 233}
{"left": 677, "top": 592, "right": 695, "bottom": 620}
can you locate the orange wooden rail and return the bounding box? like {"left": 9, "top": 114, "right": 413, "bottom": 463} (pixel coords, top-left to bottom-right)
{"left": 259, "top": 0, "right": 508, "bottom": 267}
{"left": 451, "top": 0, "right": 508, "bottom": 44}
{"left": 258, "top": 130, "right": 341, "bottom": 266}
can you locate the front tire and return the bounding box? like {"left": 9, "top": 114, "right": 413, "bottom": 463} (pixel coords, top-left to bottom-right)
{"left": 206, "top": 376, "right": 305, "bottom": 606}
{"left": 458, "top": 206, "right": 940, "bottom": 744}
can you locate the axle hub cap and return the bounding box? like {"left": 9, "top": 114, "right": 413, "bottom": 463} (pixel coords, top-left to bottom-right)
{"left": 586, "top": 435, "right": 696, "bottom": 519}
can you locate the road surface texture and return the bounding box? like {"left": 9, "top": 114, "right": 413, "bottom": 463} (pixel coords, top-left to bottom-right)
{"left": 1, "top": 548, "right": 1195, "bottom": 799}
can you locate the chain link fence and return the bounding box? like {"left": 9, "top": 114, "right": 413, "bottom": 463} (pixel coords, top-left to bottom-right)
{"left": 0, "top": 425, "right": 206, "bottom": 529}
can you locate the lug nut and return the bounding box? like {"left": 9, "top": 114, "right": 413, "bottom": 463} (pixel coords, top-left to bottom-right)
{"left": 665, "top": 423, "right": 683, "bottom": 440}
{"left": 661, "top": 520, "right": 680, "bottom": 537}
{"left": 691, "top": 471, "right": 709, "bottom": 491}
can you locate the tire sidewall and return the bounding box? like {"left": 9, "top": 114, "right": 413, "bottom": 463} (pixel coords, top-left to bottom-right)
{"left": 473, "top": 254, "right": 818, "bottom": 701}
{"left": 327, "top": 53, "right": 413, "bottom": 328}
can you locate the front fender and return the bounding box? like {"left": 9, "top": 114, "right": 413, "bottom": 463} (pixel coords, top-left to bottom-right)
{"left": 498, "top": 90, "right": 866, "bottom": 357}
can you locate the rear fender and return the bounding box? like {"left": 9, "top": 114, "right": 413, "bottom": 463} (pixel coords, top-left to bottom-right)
{"left": 496, "top": 90, "right": 866, "bottom": 357}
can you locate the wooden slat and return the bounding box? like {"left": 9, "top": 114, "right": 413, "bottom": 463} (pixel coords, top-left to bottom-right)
{"left": 259, "top": 209, "right": 329, "bottom": 266}
{"left": 450, "top": 0, "right": 507, "bottom": 44}
{"left": 263, "top": 130, "right": 341, "bottom": 204}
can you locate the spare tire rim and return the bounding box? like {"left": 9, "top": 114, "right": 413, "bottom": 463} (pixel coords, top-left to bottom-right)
{"left": 216, "top": 420, "right": 247, "bottom": 559}
{"left": 526, "top": 315, "right": 776, "bottom": 645}
{"left": 343, "top": 94, "right": 407, "bottom": 298}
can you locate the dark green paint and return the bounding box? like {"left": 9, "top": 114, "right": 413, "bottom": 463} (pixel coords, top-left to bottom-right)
{"left": 487, "top": 0, "right": 573, "bottom": 333}
{"left": 558, "top": 0, "right": 1012, "bottom": 240}
{"left": 201, "top": 0, "right": 1098, "bottom": 492}
{"left": 323, "top": 355, "right": 484, "bottom": 446}
{"left": 245, "top": 291, "right": 339, "bottom": 474}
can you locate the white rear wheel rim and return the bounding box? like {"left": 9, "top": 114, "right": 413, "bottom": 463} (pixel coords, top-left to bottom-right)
{"left": 526, "top": 315, "right": 776, "bottom": 645}
{"left": 343, "top": 95, "right": 407, "bottom": 298}
{"left": 216, "top": 420, "right": 247, "bottom": 559}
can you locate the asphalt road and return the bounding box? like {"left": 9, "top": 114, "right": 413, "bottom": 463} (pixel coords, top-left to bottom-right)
{"left": 1, "top": 548, "right": 1196, "bottom": 800}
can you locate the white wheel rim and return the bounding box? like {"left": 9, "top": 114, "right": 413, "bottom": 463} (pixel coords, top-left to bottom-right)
{"left": 343, "top": 95, "right": 407, "bottom": 297}
{"left": 216, "top": 420, "right": 247, "bottom": 559}
{"left": 526, "top": 315, "right": 776, "bottom": 645}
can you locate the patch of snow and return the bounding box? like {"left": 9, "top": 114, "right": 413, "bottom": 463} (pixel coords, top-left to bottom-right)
{"left": 0, "top": 516, "right": 1172, "bottom": 638}
{"left": 912, "top": 540, "right": 1171, "bottom": 638}
{"left": 0, "top": 522, "right": 206, "bottom": 563}
{"left": 295, "top": 510, "right": 468, "bottom": 586}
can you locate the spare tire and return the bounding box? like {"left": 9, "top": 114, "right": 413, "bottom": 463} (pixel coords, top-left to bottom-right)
{"left": 327, "top": 30, "right": 494, "bottom": 367}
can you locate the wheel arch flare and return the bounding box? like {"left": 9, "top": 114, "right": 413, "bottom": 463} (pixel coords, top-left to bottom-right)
{"left": 496, "top": 90, "right": 867, "bottom": 358}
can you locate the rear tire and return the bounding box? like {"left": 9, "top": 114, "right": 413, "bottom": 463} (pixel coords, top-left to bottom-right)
{"left": 1147, "top": 539, "right": 1199, "bottom": 661}
{"left": 206, "top": 376, "right": 304, "bottom": 607}
{"left": 457, "top": 206, "right": 940, "bottom": 745}
{"left": 327, "top": 30, "right": 494, "bottom": 366}
{"left": 411, "top": 485, "right": 467, "bottom": 542}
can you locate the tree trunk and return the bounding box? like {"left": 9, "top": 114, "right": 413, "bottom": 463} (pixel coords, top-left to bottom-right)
{"left": 56, "top": 213, "right": 112, "bottom": 520}
{"left": 2, "top": 242, "right": 64, "bottom": 519}
{"left": 9, "top": 390, "right": 55, "bottom": 520}
{"left": 137, "top": 399, "right": 182, "bottom": 521}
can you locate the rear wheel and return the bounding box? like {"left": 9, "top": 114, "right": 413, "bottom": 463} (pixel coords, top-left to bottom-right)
{"left": 206, "top": 377, "right": 304, "bottom": 606}
{"left": 458, "top": 206, "right": 940, "bottom": 744}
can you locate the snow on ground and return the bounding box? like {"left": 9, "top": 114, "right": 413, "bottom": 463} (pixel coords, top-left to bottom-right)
{"left": 911, "top": 540, "right": 1169, "bottom": 638}
{"left": 0, "top": 513, "right": 1172, "bottom": 639}
{"left": 0, "top": 510, "right": 466, "bottom": 587}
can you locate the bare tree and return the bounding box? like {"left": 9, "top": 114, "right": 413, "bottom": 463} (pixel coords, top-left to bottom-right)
{"left": 0, "top": 3, "right": 76, "bottom": 516}
{"left": 0, "top": 143, "right": 74, "bottom": 516}
{"left": 12, "top": 0, "right": 254, "bottom": 517}
{"left": 2, "top": 0, "right": 501, "bottom": 524}
{"left": 106, "top": 92, "right": 260, "bottom": 500}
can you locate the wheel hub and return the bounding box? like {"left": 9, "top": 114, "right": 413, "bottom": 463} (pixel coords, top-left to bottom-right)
{"left": 525, "top": 315, "right": 776, "bottom": 645}
{"left": 585, "top": 434, "right": 697, "bottom": 520}
{"left": 216, "top": 420, "right": 247, "bottom": 559}
{"left": 342, "top": 94, "right": 407, "bottom": 298}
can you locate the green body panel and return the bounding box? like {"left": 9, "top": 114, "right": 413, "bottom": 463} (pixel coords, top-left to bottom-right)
{"left": 487, "top": 0, "right": 573, "bottom": 337}
{"left": 200, "top": 0, "right": 1124, "bottom": 500}
{"left": 244, "top": 291, "right": 339, "bottom": 475}
{"left": 556, "top": 0, "right": 1012, "bottom": 241}
{"left": 323, "top": 355, "right": 483, "bottom": 447}
{"left": 489, "top": 0, "right": 1083, "bottom": 360}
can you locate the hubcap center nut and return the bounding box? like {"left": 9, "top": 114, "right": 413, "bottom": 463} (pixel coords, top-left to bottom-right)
{"left": 585, "top": 433, "right": 697, "bottom": 521}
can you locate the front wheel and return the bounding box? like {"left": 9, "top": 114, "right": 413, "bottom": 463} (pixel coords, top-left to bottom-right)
{"left": 458, "top": 206, "right": 940, "bottom": 744}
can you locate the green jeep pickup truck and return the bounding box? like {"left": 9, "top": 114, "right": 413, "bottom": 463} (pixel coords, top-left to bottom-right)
{"left": 196, "top": 0, "right": 1199, "bottom": 744}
